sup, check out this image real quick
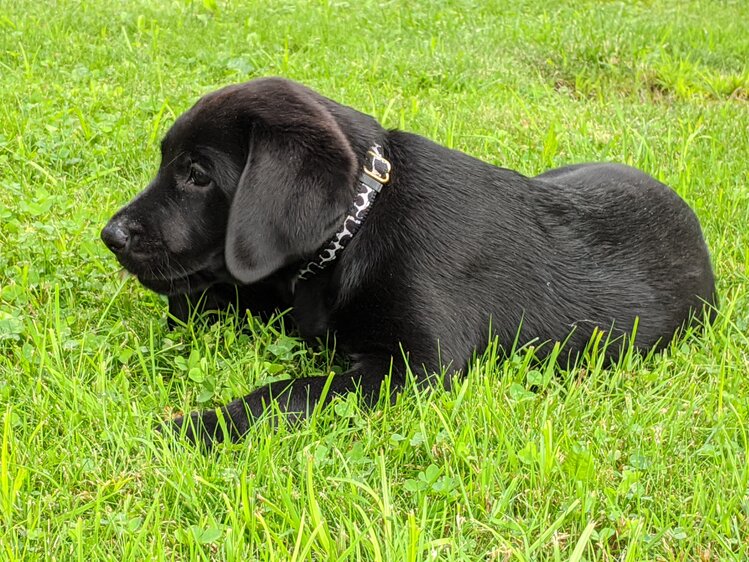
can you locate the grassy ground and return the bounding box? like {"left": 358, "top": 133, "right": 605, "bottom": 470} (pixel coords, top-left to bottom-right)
{"left": 1, "top": 0, "right": 748, "bottom": 559}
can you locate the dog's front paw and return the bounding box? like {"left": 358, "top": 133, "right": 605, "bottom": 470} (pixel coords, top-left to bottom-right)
{"left": 162, "top": 410, "right": 225, "bottom": 450}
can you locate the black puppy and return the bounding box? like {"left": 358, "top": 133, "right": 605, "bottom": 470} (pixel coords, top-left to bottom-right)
{"left": 101, "top": 77, "right": 716, "bottom": 446}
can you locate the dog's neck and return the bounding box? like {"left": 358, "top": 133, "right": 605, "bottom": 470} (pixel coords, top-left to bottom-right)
{"left": 294, "top": 144, "right": 392, "bottom": 286}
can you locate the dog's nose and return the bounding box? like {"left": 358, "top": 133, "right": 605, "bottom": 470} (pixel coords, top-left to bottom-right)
{"left": 101, "top": 222, "right": 130, "bottom": 254}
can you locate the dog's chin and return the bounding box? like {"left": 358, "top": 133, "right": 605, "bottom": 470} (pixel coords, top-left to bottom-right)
{"left": 136, "top": 269, "right": 223, "bottom": 296}
{"left": 119, "top": 251, "right": 231, "bottom": 296}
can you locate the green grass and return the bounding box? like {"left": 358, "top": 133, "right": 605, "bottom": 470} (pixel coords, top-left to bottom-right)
{"left": 1, "top": 0, "right": 748, "bottom": 559}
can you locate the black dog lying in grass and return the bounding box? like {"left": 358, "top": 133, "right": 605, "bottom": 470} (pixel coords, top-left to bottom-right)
{"left": 101, "top": 77, "right": 717, "bottom": 447}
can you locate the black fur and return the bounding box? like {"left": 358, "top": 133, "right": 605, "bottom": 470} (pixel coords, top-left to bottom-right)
{"left": 101, "top": 77, "right": 717, "bottom": 448}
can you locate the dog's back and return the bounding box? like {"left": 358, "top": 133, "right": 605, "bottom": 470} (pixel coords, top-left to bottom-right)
{"left": 350, "top": 136, "right": 717, "bottom": 367}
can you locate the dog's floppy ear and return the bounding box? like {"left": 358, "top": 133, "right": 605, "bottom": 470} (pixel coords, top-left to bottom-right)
{"left": 225, "top": 82, "right": 357, "bottom": 284}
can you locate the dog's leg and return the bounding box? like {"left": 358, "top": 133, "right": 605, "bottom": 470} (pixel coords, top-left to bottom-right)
{"left": 167, "top": 286, "right": 238, "bottom": 327}
{"left": 167, "top": 283, "right": 282, "bottom": 327}
{"left": 168, "top": 355, "right": 401, "bottom": 448}
{"left": 167, "top": 293, "right": 203, "bottom": 326}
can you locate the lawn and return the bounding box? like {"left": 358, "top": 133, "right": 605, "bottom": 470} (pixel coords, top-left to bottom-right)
{"left": 1, "top": 0, "right": 748, "bottom": 559}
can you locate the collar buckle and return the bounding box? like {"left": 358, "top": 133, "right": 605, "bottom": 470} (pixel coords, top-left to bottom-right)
{"left": 363, "top": 146, "right": 391, "bottom": 184}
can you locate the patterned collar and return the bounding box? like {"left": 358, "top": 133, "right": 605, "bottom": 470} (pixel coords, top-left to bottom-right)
{"left": 295, "top": 144, "right": 392, "bottom": 283}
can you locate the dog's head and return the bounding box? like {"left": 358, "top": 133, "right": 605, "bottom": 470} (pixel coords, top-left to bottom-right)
{"left": 101, "top": 78, "right": 379, "bottom": 295}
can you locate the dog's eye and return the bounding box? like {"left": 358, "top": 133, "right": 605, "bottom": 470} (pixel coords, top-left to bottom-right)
{"left": 188, "top": 165, "right": 211, "bottom": 187}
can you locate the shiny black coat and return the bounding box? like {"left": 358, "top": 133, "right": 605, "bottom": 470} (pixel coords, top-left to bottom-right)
{"left": 101, "top": 77, "right": 717, "bottom": 446}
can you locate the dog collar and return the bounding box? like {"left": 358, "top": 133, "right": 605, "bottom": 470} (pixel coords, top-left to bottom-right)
{"left": 296, "top": 144, "right": 392, "bottom": 282}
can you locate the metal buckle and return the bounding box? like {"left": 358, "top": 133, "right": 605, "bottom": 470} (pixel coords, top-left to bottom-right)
{"left": 363, "top": 148, "right": 391, "bottom": 184}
